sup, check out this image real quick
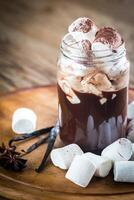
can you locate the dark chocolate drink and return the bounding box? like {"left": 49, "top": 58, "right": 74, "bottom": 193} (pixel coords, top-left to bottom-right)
{"left": 58, "top": 84, "right": 127, "bottom": 152}
{"left": 57, "top": 17, "right": 130, "bottom": 152}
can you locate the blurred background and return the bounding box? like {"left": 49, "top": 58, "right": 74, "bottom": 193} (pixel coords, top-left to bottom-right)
{"left": 0, "top": 0, "right": 134, "bottom": 96}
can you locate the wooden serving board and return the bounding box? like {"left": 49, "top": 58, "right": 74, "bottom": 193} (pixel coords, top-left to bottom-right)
{"left": 0, "top": 85, "right": 134, "bottom": 200}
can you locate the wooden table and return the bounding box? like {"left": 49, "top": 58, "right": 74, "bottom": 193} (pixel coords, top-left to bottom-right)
{"left": 0, "top": 1, "right": 134, "bottom": 199}
{"left": 0, "top": 85, "right": 134, "bottom": 200}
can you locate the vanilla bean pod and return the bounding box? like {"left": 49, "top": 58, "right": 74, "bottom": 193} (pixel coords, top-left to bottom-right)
{"left": 0, "top": 125, "right": 56, "bottom": 172}
{"left": 21, "top": 135, "right": 49, "bottom": 156}
{"left": 36, "top": 121, "right": 60, "bottom": 172}
{"left": 9, "top": 126, "right": 53, "bottom": 147}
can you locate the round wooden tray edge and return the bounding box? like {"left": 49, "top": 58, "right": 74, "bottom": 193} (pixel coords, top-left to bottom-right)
{"left": 1, "top": 172, "right": 134, "bottom": 197}
{"left": 0, "top": 173, "right": 134, "bottom": 200}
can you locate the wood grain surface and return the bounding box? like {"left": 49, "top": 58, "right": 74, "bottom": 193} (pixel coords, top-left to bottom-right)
{"left": 0, "top": 85, "right": 134, "bottom": 200}
{"left": 0, "top": 0, "right": 134, "bottom": 95}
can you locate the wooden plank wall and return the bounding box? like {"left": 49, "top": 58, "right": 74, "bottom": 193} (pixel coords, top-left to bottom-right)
{"left": 0, "top": 0, "right": 133, "bottom": 95}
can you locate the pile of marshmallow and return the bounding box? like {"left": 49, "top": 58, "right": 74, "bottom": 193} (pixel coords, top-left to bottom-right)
{"left": 50, "top": 102, "right": 134, "bottom": 188}
{"left": 58, "top": 17, "right": 129, "bottom": 102}
{"left": 61, "top": 17, "right": 127, "bottom": 71}
{"left": 66, "top": 17, "right": 123, "bottom": 56}
{"left": 10, "top": 104, "right": 134, "bottom": 187}
{"left": 51, "top": 138, "right": 134, "bottom": 187}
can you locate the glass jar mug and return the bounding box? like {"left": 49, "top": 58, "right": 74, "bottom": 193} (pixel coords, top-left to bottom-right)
{"left": 57, "top": 34, "right": 130, "bottom": 153}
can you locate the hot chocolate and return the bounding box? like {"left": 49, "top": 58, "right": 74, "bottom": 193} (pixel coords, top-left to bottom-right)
{"left": 57, "top": 17, "right": 130, "bottom": 152}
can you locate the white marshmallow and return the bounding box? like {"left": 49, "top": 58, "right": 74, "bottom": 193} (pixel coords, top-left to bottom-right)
{"left": 101, "top": 138, "right": 132, "bottom": 162}
{"left": 128, "top": 101, "right": 134, "bottom": 119}
{"left": 95, "top": 59, "right": 128, "bottom": 89}
{"left": 82, "top": 153, "right": 112, "bottom": 177}
{"left": 58, "top": 79, "right": 80, "bottom": 104}
{"left": 91, "top": 42, "right": 112, "bottom": 57}
{"left": 82, "top": 72, "right": 112, "bottom": 92}
{"left": 59, "top": 53, "right": 89, "bottom": 77}
{"left": 92, "top": 44, "right": 129, "bottom": 89}
{"left": 108, "top": 57, "right": 129, "bottom": 79}
{"left": 63, "top": 75, "right": 83, "bottom": 91}
{"left": 50, "top": 144, "right": 83, "bottom": 170}
{"left": 70, "top": 30, "right": 96, "bottom": 44}
{"left": 12, "top": 108, "right": 37, "bottom": 134}
{"left": 81, "top": 82, "right": 102, "bottom": 96}
{"left": 68, "top": 17, "right": 98, "bottom": 43}
{"left": 127, "top": 118, "right": 134, "bottom": 129}
{"left": 70, "top": 32, "right": 90, "bottom": 42}
{"left": 114, "top": 161, "right": 134, "bottom": 182}
{"left": 127, "top": 119, "right": 134, "bottom": 142}
{"left": 127, "top": 130, "right": 134, "bottom": 143}
{"left": 132, "top": 143, "right": 134, "bottom": 154}
{"left": 62, "top": 32, "right": 82, "bottom": 51}
{"left": 65, "top": 155, "right": 96, "bottom": 187}
{"left": 130, "top": 143, "right": 134, "bottom": 160}
{"left": 62, "top": 32, "right": 91, "bottom": 58}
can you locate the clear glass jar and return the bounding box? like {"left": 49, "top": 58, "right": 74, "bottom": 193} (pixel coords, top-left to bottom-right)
{"left": 57, "top": 34, "right": 130, "bottom": 153}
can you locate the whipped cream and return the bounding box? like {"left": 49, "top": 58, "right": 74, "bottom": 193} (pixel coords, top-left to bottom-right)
{"left": 58, "top": 17, "right": 129, "bottom": 97}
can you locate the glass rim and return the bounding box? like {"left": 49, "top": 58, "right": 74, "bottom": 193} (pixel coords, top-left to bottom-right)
{"left": 61, "top": 33, "right": 125, "bottom": 53}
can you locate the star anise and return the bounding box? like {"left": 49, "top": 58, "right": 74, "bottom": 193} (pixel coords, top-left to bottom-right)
{"left": 0, "top": 143, "right": 27, "bottom": 172}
